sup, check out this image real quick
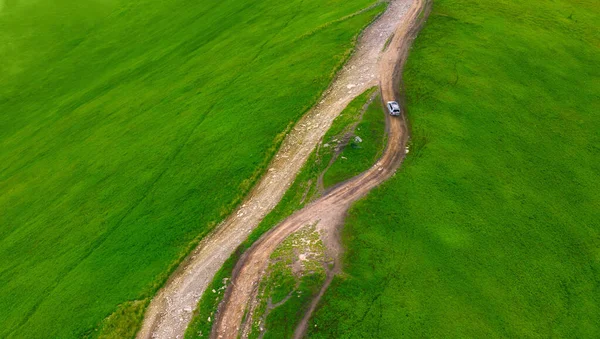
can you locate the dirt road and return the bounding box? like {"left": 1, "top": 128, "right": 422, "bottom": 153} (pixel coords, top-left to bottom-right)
{"left": 211, "top": 0, "right": 431, "bottom": 338}
{"left": 137, "top": 1, "right": 417, "bottom": 338}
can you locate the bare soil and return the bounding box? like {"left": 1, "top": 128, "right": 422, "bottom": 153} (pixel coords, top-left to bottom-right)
{"left": 137, "top": 1, "right": 419, "bottom": 338}
{"left": 211, "top": 0, "right": 432, "bottom": 338}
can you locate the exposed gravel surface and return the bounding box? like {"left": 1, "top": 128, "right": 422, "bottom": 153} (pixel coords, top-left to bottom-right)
{"left": 137, "top": 1, "right": 418, "bottom": 338}
{"left": 211, "top": 0, "right": 432, "bottom": 338}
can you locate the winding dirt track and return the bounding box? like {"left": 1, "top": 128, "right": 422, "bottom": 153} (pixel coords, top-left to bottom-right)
{"left": 211, "top": 0, "right": 431, "bottom": 338}
{"left": 137, "top": 1, "right": 426, "bottom": 338}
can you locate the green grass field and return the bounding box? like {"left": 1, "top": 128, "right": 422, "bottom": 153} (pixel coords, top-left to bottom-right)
{"left": 0, "top": 0, "right": 383, "bottom": 337}
{"left": 308, "top": 0, "right": 600, "bottom": 337}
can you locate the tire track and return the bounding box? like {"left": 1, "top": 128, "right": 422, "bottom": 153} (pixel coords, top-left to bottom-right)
{"left": 137, "top": 1, "right": 416, "bottom": 338}
{"left": 211, "top": 0, "right": 431, "bottom": 337}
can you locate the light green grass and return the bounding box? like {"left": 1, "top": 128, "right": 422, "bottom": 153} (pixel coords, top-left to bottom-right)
{"left": 308, "top": 0, "right": 600, "bottom": 337}
{"left": 322, "top": 93, "right": 387, "bottom": 188}
{"left": 0, "top": 0, "right": 384, "bottom": 337}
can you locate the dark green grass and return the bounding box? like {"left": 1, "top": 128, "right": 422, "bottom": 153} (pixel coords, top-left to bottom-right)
{"left": 323, "top": 89, "right": 378, "bottom": 142}
{"left": 308, "top": 0, "right": 600, "bottom": 337}
{"left": 262, "top": 273, "right": 325, "bottom": 339}
{"left": 0, "top": 0, "right": 384, "bottom": 337}
{"left": 323, "top": 94, "right": 387, "bottom": 188}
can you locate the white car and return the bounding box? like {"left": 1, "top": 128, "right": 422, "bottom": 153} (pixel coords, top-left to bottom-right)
{"left": 387, "top": 101, "right": 401, "bottom": 116}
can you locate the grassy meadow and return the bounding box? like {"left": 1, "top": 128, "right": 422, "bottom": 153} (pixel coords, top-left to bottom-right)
{"left": 0, "top": 0, "right": 384, "bottom": 337}
{"left": 308, "top": 0, "right": 600, "bottom": 337}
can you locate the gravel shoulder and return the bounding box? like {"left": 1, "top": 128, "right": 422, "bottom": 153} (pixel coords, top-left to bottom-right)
{"left": 136, "top": 1, "right": 418, "bottom": 338}
{"left": 210, "top": 0, "right": 432, "bottom": 338}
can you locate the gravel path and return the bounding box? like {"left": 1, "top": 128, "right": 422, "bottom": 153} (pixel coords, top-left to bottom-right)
{"left": 211, "top": 0, "right": 431, "bottom": 337}
{"left": 137, "top": 1, "right": 416, "bottom": 338}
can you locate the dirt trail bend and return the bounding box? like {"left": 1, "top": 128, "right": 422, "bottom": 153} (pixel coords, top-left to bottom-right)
{"left": 212, "top": 0, "right": 430, "bottom": 338}
{"left": 137, "top": 1, "right": 414, "bottom": 338}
